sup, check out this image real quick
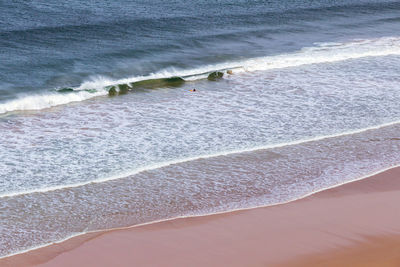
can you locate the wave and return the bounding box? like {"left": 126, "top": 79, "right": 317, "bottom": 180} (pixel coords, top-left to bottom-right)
{"left": 1, "top": 36, "right": 400, "bottom": 114}
{"left": 0, "top": 90, "right": 107, "bottom": 114}
{"left": 1, "top": 119, "right": 400, "bottom": 199}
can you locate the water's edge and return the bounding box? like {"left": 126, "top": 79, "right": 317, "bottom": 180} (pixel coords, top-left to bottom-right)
{"left": 1, "top": 154, "right": 398, "bottom": 260}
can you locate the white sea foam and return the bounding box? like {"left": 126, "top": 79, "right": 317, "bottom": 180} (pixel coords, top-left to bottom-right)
{"left": 1, "top": 119, "right": 399, "bottom": 199}
{"left": 1, "top": 36, "right": 399, "bottom": 114}
{"left": 245, "top": 37, "right": 400, "bottom": 72}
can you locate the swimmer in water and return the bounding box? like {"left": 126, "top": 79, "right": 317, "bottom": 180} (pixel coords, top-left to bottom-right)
{"left": 190, "top": 88, "right": 196, "bottom": 92}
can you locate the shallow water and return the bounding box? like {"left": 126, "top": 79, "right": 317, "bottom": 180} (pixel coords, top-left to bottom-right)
{"left": 2, "top": 121, "right": 400, "bottom": 257}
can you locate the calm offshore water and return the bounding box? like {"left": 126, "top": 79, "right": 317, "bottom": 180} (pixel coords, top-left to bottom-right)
{"left": 1, "top": 0, "right": 400, "bottom": 257}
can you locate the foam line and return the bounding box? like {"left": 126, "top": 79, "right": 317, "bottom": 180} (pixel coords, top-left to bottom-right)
{"left": 1, "top": 119, "right": 399, "bottom": 199}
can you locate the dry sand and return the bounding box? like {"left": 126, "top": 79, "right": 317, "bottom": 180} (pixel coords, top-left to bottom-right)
{"left": 2, "top": 167, "right": 400, "bottom": 267}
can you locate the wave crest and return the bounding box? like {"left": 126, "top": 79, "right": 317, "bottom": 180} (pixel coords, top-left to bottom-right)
{"left": 0, "top": 90, "right": 107, "bottom": 114}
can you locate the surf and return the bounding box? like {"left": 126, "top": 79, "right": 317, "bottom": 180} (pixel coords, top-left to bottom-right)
{"left": 2, "top": 118, "right": 400, "bottom": 199}
{"left": 0, "top": 36, "right": 399, "bottom": 115}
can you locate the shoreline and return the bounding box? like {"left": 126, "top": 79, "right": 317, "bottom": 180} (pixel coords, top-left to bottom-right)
{"left": 1, "top": 163, "right": 398, "bottom": 261}
{"left": 2, "top": 165, "right": 400, "bottom": 266}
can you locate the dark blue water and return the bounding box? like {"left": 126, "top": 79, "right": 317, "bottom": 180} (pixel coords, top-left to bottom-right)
{"left": 1, "top": 0, "right": 399, "bottom": 101}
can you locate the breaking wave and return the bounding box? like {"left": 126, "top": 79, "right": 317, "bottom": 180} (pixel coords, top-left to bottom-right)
{"left": 1, "top": 36, "right": 399, "bottom": 114}
{"left": 0, "top": 90, "right": 106, "bottom": 114}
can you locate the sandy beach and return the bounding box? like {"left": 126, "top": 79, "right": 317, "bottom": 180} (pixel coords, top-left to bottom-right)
{"left": 1, "top": 166, "right": 399, "bottom": 266}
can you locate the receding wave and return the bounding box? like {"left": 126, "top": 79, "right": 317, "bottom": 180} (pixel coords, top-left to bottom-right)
{"left": 1, "top": 36, "right": 400, "bottom": 114}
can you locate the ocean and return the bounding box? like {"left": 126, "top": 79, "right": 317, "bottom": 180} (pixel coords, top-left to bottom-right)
{"left": 1, "top": 0, "right": 400, "bottom": 257}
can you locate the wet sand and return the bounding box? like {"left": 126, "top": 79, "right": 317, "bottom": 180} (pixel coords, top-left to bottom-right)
{"left": 2, "top": 167, "right": 400, "bottom": 267}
